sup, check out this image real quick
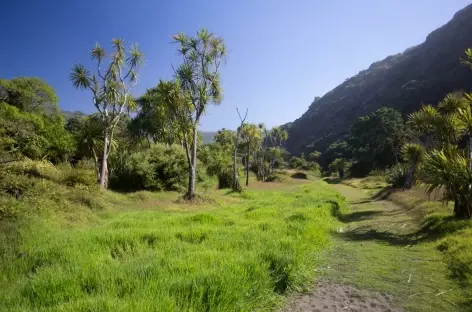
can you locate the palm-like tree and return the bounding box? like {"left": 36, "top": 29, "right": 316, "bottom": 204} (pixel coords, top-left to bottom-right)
{"left": 240, "top": 123, "right": 262, "bottom": 186}
{"left": 422, "top": 147, "right": 472, "bottom": 218}
{"left": 70, "top": 39, "right": 143, "bottom": 188}
{"left": 401, "top": 143, "right": 425, "bottom": 189}
{"left": 329, "top": 158, "right": 346, "bottom": 179}
{"left": 408, "top": 89, "right": 472, "bottom": 218}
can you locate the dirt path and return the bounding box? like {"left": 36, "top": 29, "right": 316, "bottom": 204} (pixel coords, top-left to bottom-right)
{"left": 285, "top": 183, "right": 463, "bottom": 312}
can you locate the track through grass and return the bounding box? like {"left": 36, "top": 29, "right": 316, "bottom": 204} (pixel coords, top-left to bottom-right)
{"left": 322, "top": 183, "right": 470, "bottom": 312}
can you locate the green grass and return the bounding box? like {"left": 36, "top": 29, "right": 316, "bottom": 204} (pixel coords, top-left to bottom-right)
{"left": 0, "top": 164, "right": 343, "bottom": 312}
{"left": 325, "top": 182, "right": 472, "bottom": 311}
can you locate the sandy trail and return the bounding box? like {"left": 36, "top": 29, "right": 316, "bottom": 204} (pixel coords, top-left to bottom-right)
{"left": 285, "top": 280, "right": 402, "bottom": 312}
{"left": 285, "top": 183, "right": 405, "bottom": 312}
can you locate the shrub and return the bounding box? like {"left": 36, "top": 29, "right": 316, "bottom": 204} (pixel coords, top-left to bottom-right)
{"left": 199, "top": 143, "right": 232, "bottom": 189}
{"left": 62, "top": 169, "right": 96, "bottom": 187}
{"left": 5, "top": 160, "right": 59, "bottom": 181}
{"left": 266, "top": 173, "right": 289, "bottom": 182}
{"left": 109, "top": 144, "right": 187, "bottom": 192}
{"left": 386, "top": 163, "right": 409, "bottom": 188}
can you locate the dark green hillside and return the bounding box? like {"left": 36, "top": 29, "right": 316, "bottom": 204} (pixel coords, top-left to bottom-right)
{"left": 285, "top": 4, "right": 472, "bottom": 155}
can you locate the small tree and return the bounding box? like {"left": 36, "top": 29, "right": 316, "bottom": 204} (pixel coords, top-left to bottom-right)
{"left": 240, "top": 123, "right": 262, "bottom": 186}
{"left": 172, "top": 29, "right": 226, "bottom": 199}
{"left": 232, "top": 108, "right": 248, "bottom": 191}
{"left": 70, "top": 39, "right": 143, "bottom": 188}
{"left": 401, "top": 143, "right": 425, "bottom": 189}
{"left": 329, "top": 158, "right": 347, "bottom": 179}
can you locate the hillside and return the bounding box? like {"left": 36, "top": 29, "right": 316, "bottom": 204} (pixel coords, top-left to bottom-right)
{"left": 285, "top": 3, "right": 472, "bottom": 155}
{"left": 201, "top": 131, "right": 216, "bottom": 144}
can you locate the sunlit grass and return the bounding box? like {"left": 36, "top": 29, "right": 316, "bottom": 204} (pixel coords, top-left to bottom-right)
{"left": 0, "top": 170, "right": 342, "bottom": 312}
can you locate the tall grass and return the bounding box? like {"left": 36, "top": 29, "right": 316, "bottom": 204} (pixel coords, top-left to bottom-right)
{"left": 0, "top": 163, "right": 342, "bottom": 312}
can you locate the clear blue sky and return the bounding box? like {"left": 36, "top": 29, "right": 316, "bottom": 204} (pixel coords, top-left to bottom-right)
{"left": 2, "top": 0, "right": 471, "bottom": 131}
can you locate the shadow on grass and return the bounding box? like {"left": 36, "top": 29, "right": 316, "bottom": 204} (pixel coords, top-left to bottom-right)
{"left": 330, "top": 201, "right": 382, "bottom": 223}
{"left": 323, "top": 177, "right": 342, "bottom": 184}
{"left": 291, "top": 172, "right": 308, "bottom": 179}
{"left": 328, "top": 199, "right": 471, "bottom": 246}
{"left": 370, "top": 186, "right": 396, "bottom": 200}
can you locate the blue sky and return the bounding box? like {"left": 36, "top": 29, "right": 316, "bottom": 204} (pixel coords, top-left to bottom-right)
{"left": 2, "top": 0, "right": 471, "bottom": 131}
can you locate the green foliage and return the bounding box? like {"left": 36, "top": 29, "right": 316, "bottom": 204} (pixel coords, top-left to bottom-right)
{"left": 128, "top": 86, "right": 180, "bottom": 145}
{"left": 172, "top": 29, "right": 227, "bottom": 197}
{"left": 62, "top": 169, "right": 96, "bottom": 187}
{"left": 0, "top": 77, "right": 58, "bottom": 113}
{"left": 422, "top": 147, "right": 472, "bottom": 218}
{"left": 289, "top": 155, "right": 320, "bottom": 172}
{"left": 329, "top": 158, "right": 349, "bottom": 179}
{"left": 199, "top": 143, "right": 233, "bottom": 189}
{"left": 349, "top": 107, "right": 408, "bottom": 172}
{"left": 407, "top": 88, "right": 472, "bottom": 218}
{"left": 70, "top": 39, "right": 144, "bottom": 187}
{"left": 318, "top": 140, "right": 352, "bottom": 170}
{"left": 0, "top": 102, "right": 75, "bottom": 162}
{"left": 109, "top": 144, "right": 188, "bottom": 192}
{"left": 402, "top": 143, "right": 426, "bottom": 164}
{"left": 386, "top": 163, "right": 410, "bottom": 188}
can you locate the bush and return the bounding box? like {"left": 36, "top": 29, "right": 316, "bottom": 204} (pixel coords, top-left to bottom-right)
{"left": 386, "top": 163, "right": 409, "bottom": 188}
{"left": 5, "top": 159, "right": 59, "bottom": 181}
{"left": 109, "top": 144, "right": 188, "bottom": 192}
{"left": 289, "top": 156, "right": 320, "bottom": 173}
{"left": 266, "top": 173, "right": 289, "bottom": 182}
{"left": 199, "top": 143, "right": 233, "bottom": 189}
{"left": 62, "top": 169, "right": 96, "bottom": 187}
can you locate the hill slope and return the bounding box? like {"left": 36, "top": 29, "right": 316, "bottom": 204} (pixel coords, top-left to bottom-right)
{"left": 285, "top": 4, "right": 472, "bottom": 155}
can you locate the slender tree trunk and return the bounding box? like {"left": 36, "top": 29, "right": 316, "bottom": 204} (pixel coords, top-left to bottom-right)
{"left": 339, "top": 169, "right": 344, "bottom": 179}
{"left": 246, "top": 144, "right": 250, "bottom": 186}
{"left": 468, "top": 136, "right": 472, "bottom": 172}
{"left": 91, "top": 149, "right": 100, "bottom": 182}
{"left": 232, "top": 145, "right": 240, "bottom": 191}
{"left": 186, "top": 127, "right": 198, "bottom": 198}
{"left": 404, "top": 163, "right": 417, "bottom": 190}
{"left": 99, "top": 129, "right": 109, "bottom": 188}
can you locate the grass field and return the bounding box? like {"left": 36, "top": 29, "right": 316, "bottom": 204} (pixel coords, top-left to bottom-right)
{"left": 0, "top": 167, "right": 343, "bottom": 312}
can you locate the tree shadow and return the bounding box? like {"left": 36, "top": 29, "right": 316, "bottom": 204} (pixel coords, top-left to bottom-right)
{"left": 329, "top": 200, "right": 382, "bottom": 223}
{"left": 291, "top": 172, "right": 308, "bottom": 179}
{"left": 334, "top": 227, "right": 414, "bottom": 246}
{"left": 370, "top": 186, "right": 396, "bottom": 200}
{"left": 323, "top": 177, "right": 342, "bottom": 184}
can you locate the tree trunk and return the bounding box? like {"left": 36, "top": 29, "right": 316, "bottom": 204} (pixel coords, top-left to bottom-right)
{"left": 404, "top": 163, "right": 416, "bottom": 190}
{"left": 186, "top": 128, "right": 198, "bottom": 198}
{"left": 339, "top": 169, "right": 344, "bottom": 179}
{"left": 246, "top": 145, "right": 250, "bottom": 186}
{"left": 453, "top": 196, "right": 472, "bottom": 219}
{"left": 99, "top": 131, "right": 109, "bottom": 188}
{"left": 468, "top": 136, "right": 472, "bottom": 172}
{"left": 232, "top": 145, "right": 240, "bottom": 191}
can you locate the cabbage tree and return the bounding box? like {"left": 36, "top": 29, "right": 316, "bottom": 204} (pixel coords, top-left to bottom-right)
{"left": 172, "top": 29, "right": 226, "bottom": 198}
{"left": 70, "top": 39, "right": 143, "bottom": 188}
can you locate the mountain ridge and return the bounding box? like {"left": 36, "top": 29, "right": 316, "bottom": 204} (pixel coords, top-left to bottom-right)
{"left": 285, "top": 3, "right": 472, "bottom": 155}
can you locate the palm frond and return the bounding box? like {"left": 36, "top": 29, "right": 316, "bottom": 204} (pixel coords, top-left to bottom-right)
{"left": 126, "top": 44, "right": 144, "bottom": 68}
{"left": 401, "top": 143, "right": 425, "bottom": 164}
{"left": 438, "top": 92, "right": 467, "bottom": 113}
{"left": 69, "top": 64, "right": 92, "bottom": 89}
{"left": 91, "top": 43, "right": 106, "bottom": 62}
